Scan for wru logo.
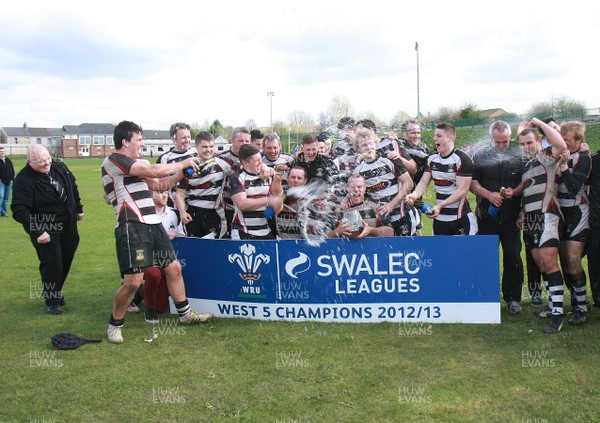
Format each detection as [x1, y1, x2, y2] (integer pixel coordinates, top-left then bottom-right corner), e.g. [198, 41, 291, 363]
[228, 243, 270, 284]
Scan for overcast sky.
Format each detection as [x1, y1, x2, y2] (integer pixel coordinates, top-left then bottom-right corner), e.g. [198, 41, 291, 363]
[1, 0, 598, 131]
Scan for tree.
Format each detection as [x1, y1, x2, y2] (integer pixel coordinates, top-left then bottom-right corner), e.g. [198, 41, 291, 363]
[317, 111, 334, 132]
[272, 120, 288, 138]
[434, 106, 456, 122]
[208, 119, 224, 137]
[223, 126, 234, 138]
[189, 122, 200, 140]
[288, 110, 316, 134]
[420, 112, 436, 130]
[527, 96, 587, 120]
[554, 96, 586, 117]
[245, 119, 257, 130]
[527, 101, 553, 119]
[327, 95, 355, 126]
[357, 111, 386, 132]
[458, 102, 481, 120]
[389, 110, 412, 130]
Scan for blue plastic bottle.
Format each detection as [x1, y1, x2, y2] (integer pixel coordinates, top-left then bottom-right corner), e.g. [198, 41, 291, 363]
[184, 167, 197, 177]
[487, 187, 505, 217]
[264, 206, 275, 218]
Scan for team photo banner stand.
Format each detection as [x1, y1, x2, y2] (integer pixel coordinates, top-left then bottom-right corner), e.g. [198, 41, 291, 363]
[172, 236, 500, 323]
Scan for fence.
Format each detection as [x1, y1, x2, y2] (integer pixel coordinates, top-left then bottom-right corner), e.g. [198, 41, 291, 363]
[0, 144, 29, 156]
[427, 108, 600, 130]
[0, 144, 62, 158]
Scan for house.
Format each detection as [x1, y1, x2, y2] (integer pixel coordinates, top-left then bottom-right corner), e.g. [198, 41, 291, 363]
[63, 124, 179, 159]
[214, 135, 231, 153]
[0, 123, 66, 156]
[1, 122, 230, 158]
[480, 108, 508, 119]
[62, 123, 116, 158]
[141, 129, 172, 159]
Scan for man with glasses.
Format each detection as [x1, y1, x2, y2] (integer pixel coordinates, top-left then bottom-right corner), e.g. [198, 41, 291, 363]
[12, 145, 84, 314]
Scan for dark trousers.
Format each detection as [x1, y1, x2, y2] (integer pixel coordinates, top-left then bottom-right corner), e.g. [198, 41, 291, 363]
[478, 219, 524, 302]
[586, 227, 600, 306]
[185, 206, 222, 238]
[526, 247, 542, 296]
[31, 220, 79, 305]
[224, 208, 234, 239]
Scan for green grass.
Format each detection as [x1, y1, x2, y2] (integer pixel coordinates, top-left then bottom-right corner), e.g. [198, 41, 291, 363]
[1, 155, 600, 422]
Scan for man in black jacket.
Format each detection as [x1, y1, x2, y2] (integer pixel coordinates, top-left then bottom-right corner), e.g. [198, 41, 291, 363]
[291, 134, 339, 183]
[470, 120, 525, 313]
[0, 146, 15, 217]
[587, 148, 600, 308]
[11, 145, 84, 314]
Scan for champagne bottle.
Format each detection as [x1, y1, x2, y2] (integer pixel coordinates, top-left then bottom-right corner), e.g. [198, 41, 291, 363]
[487, 187, 505, 217]
[184, 158, 215, 177]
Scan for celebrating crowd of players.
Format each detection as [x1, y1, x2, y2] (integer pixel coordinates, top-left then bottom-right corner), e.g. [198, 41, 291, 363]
[14, 116, 596, 342]
[98, 116, 598, 339]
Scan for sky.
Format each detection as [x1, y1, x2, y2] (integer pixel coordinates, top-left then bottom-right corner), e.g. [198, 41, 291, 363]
[1, 0, 599, 131]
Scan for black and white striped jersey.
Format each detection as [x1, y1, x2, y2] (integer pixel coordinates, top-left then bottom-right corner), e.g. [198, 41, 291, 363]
[218, 150, 242, 211]
[522, 147, 562, 215]
[178, 156, 235, 210]
[556, 150, 591, 208]
[102, 153, 159, 227]
[156, 147, 197, 205]
[426, 148, 473, 222]
[353, 156, 408, 222]
[228, 170, 273, 238]
[332, 139, 357, 173]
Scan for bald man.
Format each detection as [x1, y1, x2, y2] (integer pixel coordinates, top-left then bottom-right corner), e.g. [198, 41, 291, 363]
[12, 145, 84, 315]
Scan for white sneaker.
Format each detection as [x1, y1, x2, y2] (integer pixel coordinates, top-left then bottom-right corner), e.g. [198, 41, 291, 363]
[127, 303, 141, 313]
[179, 310, 214, 324]
[107, 324, 124, 344]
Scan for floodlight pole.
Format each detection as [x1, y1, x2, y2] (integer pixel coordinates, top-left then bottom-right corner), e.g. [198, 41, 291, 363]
[288, 122, 291, 154]
[267, 91, 274, 132]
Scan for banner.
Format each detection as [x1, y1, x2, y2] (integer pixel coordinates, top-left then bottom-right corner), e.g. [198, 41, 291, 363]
[172, 236, 500, 323]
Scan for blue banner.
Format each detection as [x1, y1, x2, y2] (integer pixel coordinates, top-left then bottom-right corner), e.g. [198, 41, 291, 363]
[172, 236, 500, 323]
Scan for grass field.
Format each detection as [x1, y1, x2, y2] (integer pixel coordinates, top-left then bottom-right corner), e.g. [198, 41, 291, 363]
[1, 155, 600, 422]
